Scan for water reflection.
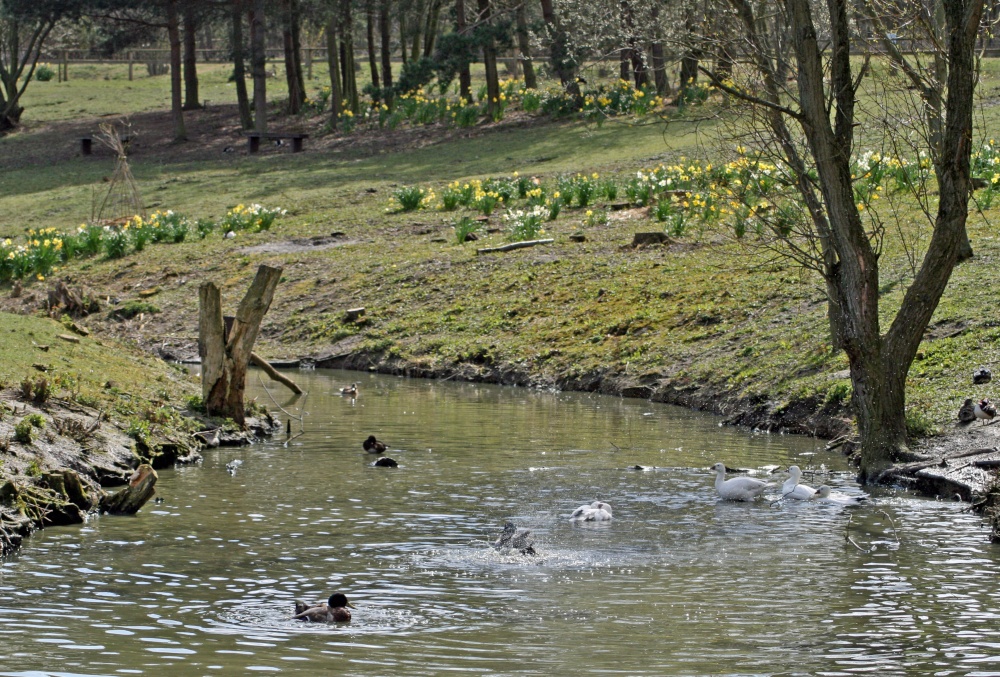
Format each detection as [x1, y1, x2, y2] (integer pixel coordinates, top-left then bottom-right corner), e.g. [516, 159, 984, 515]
[1, 370, 998, 675]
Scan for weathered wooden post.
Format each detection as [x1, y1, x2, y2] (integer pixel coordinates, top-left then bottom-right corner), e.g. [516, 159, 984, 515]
[128, 51, 134, 81]
[199, 265, 282, 426]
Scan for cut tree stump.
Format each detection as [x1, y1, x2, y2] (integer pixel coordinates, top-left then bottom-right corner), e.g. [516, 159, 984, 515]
[100, 464, 158, 515]
[199, 265, 283, 426]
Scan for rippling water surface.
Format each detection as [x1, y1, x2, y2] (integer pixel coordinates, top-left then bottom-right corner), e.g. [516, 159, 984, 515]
[2, 370, 999, 676]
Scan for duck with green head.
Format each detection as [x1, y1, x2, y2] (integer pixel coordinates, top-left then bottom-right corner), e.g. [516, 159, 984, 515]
[293, 592, 356, 623]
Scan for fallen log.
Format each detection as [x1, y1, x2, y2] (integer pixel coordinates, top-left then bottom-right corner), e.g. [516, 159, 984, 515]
[251, 351, 303, 394]
[477, 238, 554, 255]
[100, 464, 157, 515]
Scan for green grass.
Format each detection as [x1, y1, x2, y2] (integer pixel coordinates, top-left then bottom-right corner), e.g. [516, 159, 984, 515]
[2, 59, 999, 439]
[0, 313, 197, 413]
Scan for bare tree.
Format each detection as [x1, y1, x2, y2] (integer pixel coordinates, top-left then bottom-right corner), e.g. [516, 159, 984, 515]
[704, 0, 985, 480]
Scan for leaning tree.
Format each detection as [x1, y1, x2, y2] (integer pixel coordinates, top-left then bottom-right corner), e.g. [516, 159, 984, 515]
[702, 0, 985, 481]
[0, 0, 86, 132]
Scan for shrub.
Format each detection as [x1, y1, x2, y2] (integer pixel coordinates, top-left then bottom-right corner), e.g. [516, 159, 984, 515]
[220, 204, 287, 232]
[34, 63, 55, 81]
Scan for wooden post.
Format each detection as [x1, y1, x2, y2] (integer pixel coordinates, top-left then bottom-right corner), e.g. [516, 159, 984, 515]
[305, 47, 313, 80]
[199, 265, 283, 426]
[128, 51, 134, 81]
[62, 50, 68, 82]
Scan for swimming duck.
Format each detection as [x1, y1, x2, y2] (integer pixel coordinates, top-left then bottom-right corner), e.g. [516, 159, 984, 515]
[340, 383, 358, 396]
[493, 521, 536, 555]
[373, 456, 398, 467]
[975, 398, 997, 425]
[570, 501, 613, 521]
[781, 465, 816, 500]
[711, 462, 772, 501]
[363, 435, 387, 454]
[809, 485, 867, 506]
[293, 592, 356, 622]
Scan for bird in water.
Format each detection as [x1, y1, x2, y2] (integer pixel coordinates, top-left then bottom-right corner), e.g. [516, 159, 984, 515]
[293, 592, 356, 622]
[958, 398, 978, 425]
[711, 462, 772, 501]
[373, 457, 398, 467]
[363, 435, 387, 454]
[781, 465, 817, 500]
[340, 383, 358, 396]
[809, 485, 867, 506]
[225, 459, 243, 476]
[975, 398, 997, 425]
[570, 501, 613, 521]
[493, 521, 536, 555]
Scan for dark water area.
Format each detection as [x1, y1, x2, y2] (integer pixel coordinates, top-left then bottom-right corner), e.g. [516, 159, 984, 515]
[2, 370, 999, 675]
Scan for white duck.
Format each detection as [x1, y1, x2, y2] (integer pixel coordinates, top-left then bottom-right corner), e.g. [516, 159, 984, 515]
[570, 501, 613, 521]
[781, 465, 817, 500]
[809, 485, 866, 506]
[711, 462, 772, 501]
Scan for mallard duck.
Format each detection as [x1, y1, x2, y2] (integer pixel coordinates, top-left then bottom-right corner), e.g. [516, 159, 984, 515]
[293, 592, 356, 622]
[809, 485, 866, 506]
[958, 398, 978, 424]
[493, 521, 536, 555]
[570, 501, 613, 521]
[363, 435, 387, 454]
[975, 398, 997, 425]
[781, 465, 816, 500]
[711, 462, 772, 501]
[340, 383, 358, 396]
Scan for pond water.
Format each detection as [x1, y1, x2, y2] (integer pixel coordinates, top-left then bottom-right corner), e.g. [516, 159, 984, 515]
[2, 370, 999, 676]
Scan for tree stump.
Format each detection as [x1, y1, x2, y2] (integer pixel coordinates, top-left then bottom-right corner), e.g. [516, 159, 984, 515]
[100, 464, 158, 515]
[199, 265, 283, 425]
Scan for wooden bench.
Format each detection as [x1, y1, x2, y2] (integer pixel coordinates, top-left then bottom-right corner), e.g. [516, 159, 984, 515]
[79, 134, 131, 156]
[245, 131, 309, 153]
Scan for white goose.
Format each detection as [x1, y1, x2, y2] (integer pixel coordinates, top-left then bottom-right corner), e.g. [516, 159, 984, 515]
[711, 462, 772, 501]
[781, 465, 817, 500]
[810, 485, 866, 506]
[570, 501, 613, 521]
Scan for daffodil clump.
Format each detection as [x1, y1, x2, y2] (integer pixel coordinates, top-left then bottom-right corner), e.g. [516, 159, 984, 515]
[306, 76, 701, 136]
[389, 142, 996, 247]
[220, 203, 288, 233]
[504, 205, 548, 241]
[391, 185, 437, 212]
[0, 204, 287, 283]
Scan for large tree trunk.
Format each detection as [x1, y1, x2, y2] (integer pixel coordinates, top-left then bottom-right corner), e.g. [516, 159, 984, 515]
[326, 16, 344, 124]
[379, 0, 394, 101]
[477, 0, 500, 117]
[231, 0, 253, 129]
[340, 0, 359, 112]
[250, 0, 268, 132]
[199, 266, 283, 426]
[366, 1, 381, 91]
[515, 1, 537, 89]
[409, 0, 424, 61]
[182, 3, 200, 110]
[166, 0, 187, 141]
[423, 0, 442, 57]
[455, 0, 471, 100]
[282, 0, 305, 114]
[539, 0, 580, 100]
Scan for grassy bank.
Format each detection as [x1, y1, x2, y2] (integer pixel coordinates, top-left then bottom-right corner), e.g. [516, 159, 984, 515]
[2, 65, 999, 444]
